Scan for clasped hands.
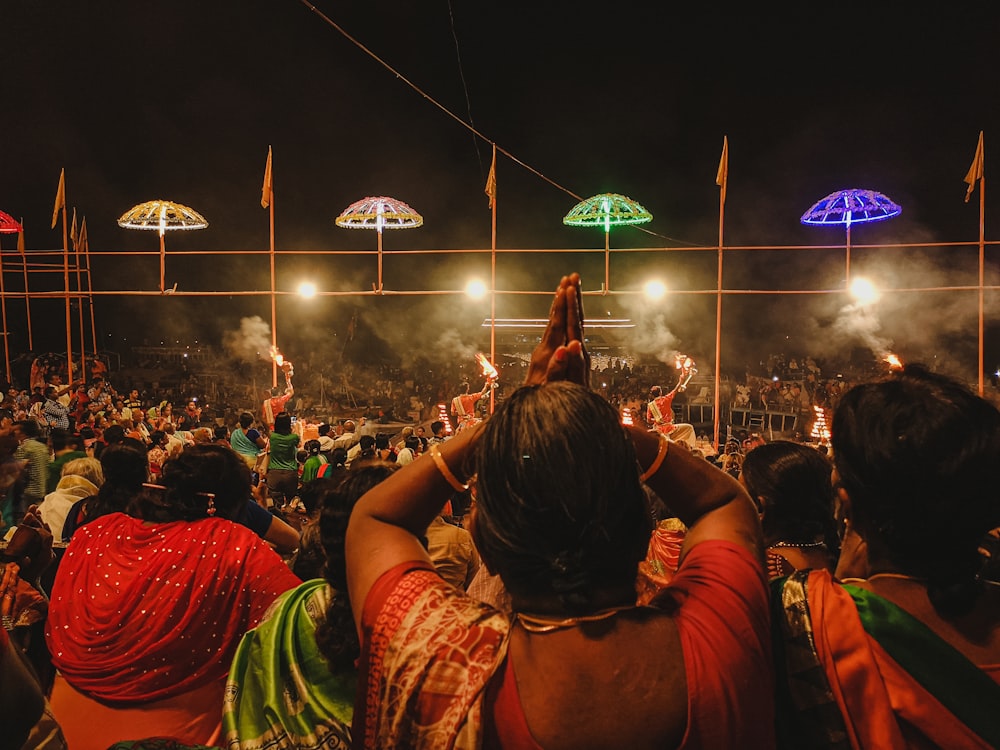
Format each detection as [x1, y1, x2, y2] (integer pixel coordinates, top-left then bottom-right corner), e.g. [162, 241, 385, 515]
[524, 273, 591, 388]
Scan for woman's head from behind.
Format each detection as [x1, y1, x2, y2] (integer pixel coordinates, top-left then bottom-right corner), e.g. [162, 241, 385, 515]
[133, 443, 252, 523]
[274, 413, 292, 434]
[740, 441, 837, 550]
[832, 364, 1000, 614]
[89, 441, 150, 520]
[472, 381, 651, 613]
[315, 463, 399, 672]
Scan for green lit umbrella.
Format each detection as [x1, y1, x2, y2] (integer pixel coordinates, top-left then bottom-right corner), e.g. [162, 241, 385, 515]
[563, 193, 652, 294]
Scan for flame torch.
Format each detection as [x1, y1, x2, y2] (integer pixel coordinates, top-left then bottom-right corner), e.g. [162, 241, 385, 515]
[884, 353, 903, 372]
[270, 346, 294, 380]
[675, 353, 697, 391]
[475, 352, 499, 382]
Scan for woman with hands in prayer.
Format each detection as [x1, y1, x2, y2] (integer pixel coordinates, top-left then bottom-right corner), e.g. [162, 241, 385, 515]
[346, 273, 773, 749]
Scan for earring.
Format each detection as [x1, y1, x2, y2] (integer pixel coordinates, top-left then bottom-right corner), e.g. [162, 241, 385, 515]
[197, 491, 216, 516]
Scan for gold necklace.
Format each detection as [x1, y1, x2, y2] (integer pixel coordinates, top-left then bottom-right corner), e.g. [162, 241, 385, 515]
[841, 572, 928, 585]
[770, 540, 826, 549]
[515, 604, 640, 634]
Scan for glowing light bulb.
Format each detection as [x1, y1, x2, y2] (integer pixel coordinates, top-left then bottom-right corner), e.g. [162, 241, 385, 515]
[298, 282, 317, 298]
[465, 280, 487, 299]
[643, 280, 667, 300]
[849, 277, 879, 304]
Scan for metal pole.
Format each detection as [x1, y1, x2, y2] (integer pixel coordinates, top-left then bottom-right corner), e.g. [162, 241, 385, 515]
[19, 224, 33, 350]
[604, 228, 610, 296]
[978, 172, 986, 396]
[713, 191, 725, 452]
[159, 229, 166, 294]
[63, 200, 73, 383]
[269, 180, 277, 388]
[75, 231, 87, 385]
[845, 222, 852, 287]
[490, 144, 497, 415]
[0, 234, 10, 383]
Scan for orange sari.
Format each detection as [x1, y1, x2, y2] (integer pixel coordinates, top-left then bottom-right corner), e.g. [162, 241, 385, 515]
[772, 570, 1000, 749]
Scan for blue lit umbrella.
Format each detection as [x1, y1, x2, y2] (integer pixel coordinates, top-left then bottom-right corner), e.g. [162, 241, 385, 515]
[801, 188, 901, 284]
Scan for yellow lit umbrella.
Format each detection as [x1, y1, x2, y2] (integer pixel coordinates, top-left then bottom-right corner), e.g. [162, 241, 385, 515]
[118, 199, 208, 293]
[336, 196, 422, 294]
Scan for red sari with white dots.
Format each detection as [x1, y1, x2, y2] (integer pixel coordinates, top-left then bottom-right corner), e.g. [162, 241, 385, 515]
[46, 512, 300, 749]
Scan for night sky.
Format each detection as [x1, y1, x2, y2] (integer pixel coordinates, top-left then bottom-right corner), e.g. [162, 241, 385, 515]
[4, 2, 1000, 382]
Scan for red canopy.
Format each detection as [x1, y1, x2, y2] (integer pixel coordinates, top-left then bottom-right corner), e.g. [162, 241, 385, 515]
[0, 210, 22, 234]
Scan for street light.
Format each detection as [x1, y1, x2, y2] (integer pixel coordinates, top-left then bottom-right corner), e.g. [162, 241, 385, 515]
[643, 279, 667, 300]
[465, 279, 487, 299]
[849, 277, 879, 305]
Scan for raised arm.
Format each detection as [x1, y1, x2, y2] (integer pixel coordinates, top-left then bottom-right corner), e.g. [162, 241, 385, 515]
[524, 273, 589, 387]
[347, 272, 592, 630]
[346, 422, 482, 630]
[629, 426, 762, 560]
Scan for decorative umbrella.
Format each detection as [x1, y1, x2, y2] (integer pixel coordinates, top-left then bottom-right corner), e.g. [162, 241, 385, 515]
[335, 196, 423, 294]
[118, 199, 208, 293]
[563, 193, 652, 294]
[800, 188, 900, 285]
[0, 210, 22, 236]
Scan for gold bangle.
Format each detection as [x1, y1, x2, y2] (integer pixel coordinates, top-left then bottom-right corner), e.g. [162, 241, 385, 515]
[639, 435, 669, 483]
[429, 443, 469, 492]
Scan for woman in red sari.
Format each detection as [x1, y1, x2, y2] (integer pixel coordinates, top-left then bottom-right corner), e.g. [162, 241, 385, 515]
[46, 443, 301, 750]
[347, 274, 774, 749]
[772, 365, 1000, 748]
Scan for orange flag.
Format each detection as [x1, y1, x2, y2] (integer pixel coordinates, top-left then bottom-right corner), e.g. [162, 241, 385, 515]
[716, 136, 729, 204]
[51, 168, 65, 229]
[964, 130, 984, 203]
[17, 226, 24, 254]
[70, 208, 78, 250]
[261, 146, 273, 209]
[78, 217, 89, 253]
[485, 146, 497, 209]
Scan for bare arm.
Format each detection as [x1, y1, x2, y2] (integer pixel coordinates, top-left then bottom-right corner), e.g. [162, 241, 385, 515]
[629, 426, 762, 560]
[346, 423, 483, 630]
[265, 513, 301, 555]
[347, 273, 589, 630]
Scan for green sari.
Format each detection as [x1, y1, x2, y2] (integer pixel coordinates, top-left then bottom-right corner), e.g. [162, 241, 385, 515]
[222, 579, 354, 750]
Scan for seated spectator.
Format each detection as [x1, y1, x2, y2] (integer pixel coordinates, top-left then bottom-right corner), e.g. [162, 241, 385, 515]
[740, 440, 839, 578]
[2, 505, 58, 690]
[224, 463, 398, 749]
[46, 427, 86, 493]
[230, 412, 265, 471]
[772, 364, 1000, 747]
[373, 433, 393, 463]
[61, 440, 148, 542]
[300, 439, 328, 484]
[394, 435, 419, 466]
[317, 422, 336, 460]
[38, 457, 104, 542]
[46, 443, 301, 749]
[346, 274, 772, 748]
[424, 501, 481, 590]
[346, 434, 375, 466]
[146, 430, 169, 477]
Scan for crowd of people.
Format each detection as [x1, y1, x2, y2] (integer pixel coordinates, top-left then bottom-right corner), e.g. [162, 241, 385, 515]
[1, 272, 999, 749]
